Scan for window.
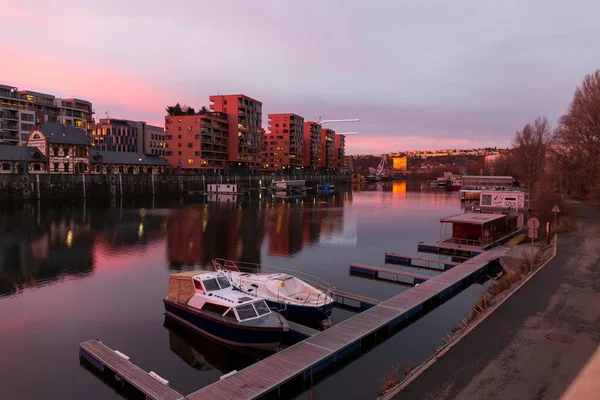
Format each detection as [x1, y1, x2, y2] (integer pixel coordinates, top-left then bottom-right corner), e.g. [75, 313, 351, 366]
[63, 148, 69, 156]
[63, 163, 69, 172]
[481, 194, 492, 206]
[224, 99, 227, 105]
[224, 309, 237, 320]
[178, 143, 182, 147]
[187, 126, 192, 132]
[275, 124, 279, 127]
[217, 277, 231, 289]
[33, 164, 41, 171]
[254, 301, 270, 316]
[283, 123, 287, 127]
[177, 126, 182, 131]
[178, 151, 182, 155]
[2, 163, 10, 171]
[178, 135, 181, 139]
[202, 278, 220, 291]
[200, 302, 230, 315]
[236, 304, 258, 320]
[188, 143, 192, 148]
[54, 163, 59, 172]
[187, 159, 193, 165]
[53, 147, 59, 157]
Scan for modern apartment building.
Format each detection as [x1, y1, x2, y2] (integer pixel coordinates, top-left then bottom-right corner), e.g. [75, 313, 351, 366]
[0, 84, 35, 144]
[263, 113, 304, 170]
[334, 133, 346, 169]
[209, 94, 263, 169]
[92, 119, 139, 152]
[303, 121, 322, 169]
[144, 124, 166, 156]
[321, 127, 335, 169]
[164, 111, 229, 172]
[0, 83, 93, 145]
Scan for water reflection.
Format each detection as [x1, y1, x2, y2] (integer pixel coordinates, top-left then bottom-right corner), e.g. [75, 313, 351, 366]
[164, 317, 268, 374]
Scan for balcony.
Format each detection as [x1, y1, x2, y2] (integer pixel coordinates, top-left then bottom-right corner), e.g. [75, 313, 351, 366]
[0, 110, 20, 120]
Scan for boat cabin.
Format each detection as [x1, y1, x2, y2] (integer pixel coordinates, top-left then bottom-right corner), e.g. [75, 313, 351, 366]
[480, 190, 527, 209]
[272, 179, 306, 191]
[167, 270, 271, 322]
[439, 212, 519, 249]
[206, 183, 243, 194]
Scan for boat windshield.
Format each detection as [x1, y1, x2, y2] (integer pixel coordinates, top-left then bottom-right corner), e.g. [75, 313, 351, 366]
[202, 278, 220, 292]
[217, 277, 231, 289]
[253, 300, 270, 316]
[236, 304, 258, 320]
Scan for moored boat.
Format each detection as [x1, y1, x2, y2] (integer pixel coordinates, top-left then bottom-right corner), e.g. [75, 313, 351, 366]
[213, 259, 334, 324]
[164, 270, 288, 351]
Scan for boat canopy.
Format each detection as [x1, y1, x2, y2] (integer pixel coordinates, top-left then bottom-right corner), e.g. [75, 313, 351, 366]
[168, 270, 206, 305]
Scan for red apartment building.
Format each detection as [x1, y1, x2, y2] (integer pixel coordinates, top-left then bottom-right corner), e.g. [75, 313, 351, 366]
[209, 94, 263, 169]
[263, 113, 304, 170]
[164, 112, 229, 172]
[321, 127, 335, 169]
[303, 121, 322, 169]
[334, 133, 346, 169]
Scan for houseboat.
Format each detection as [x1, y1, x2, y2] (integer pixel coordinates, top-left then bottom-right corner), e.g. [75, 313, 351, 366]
[213, 259, 334, 324]
[438, 212, 520, 254]
[206, 183, 244, 195]
[271, 179, 306, 193]
[479, 190, 527, 210]
[461, 175, 515, 190]
[164, 270, 289, 350]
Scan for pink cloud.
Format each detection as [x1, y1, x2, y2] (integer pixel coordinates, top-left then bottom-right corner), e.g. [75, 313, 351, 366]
[2, 44, 170, 125]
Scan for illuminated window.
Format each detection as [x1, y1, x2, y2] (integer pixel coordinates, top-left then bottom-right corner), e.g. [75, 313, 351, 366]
[187, 126, 192, 132]
[188, 159, 194, 165]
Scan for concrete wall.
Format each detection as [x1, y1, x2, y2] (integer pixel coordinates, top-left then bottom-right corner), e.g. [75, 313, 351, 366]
[0, 173, 350, 201]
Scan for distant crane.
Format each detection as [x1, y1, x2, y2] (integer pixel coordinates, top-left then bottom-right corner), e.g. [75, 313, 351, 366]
[316, 117, 360, 125]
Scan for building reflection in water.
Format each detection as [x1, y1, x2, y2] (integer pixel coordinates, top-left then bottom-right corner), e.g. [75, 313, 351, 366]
[166, 190, 353, 266]
[0, 202, 166, 298]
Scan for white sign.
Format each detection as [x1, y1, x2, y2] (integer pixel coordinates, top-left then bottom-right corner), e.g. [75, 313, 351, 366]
[551, 205, 561, 213]
[527, 218, 540, 230]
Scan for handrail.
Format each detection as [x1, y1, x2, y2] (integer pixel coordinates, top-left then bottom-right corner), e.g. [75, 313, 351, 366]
[212, 258, 334, 292]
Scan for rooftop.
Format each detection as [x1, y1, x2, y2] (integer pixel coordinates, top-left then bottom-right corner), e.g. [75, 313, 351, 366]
[440, 213, 506, 225]
[462, 175, 514, 180]
[37, 122, 91, 146]
[91, 150, 169, 166]
[0, 145, 48, 162]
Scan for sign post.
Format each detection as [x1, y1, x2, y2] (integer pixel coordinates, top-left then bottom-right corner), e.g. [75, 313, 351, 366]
[551, 205, 561, 234]
[527, 218, 540, 273]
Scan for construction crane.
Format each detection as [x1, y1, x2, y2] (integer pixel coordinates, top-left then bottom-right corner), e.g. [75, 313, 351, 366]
[316, 117, 360, 125]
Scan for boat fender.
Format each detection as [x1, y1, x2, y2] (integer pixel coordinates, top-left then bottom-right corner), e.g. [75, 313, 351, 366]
[149, 371, 170, 386]
[114, 351, 130, 361]
[220, 370, 238, 380]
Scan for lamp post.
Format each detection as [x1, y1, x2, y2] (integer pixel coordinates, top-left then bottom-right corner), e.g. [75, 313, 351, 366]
[138, 158, 142, 175]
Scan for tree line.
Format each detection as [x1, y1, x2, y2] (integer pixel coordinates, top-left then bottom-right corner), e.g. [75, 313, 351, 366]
[491, 69, 600, 203]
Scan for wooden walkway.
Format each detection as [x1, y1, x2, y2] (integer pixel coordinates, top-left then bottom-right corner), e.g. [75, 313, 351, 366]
[188, 246, 510, 400]
[79, 340, 182, 400]
[349, 263, 431, 285]
[385, 252, 458, 271]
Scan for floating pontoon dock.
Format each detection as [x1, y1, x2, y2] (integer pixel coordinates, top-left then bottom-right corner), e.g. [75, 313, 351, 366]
[349, 263, 431, 285]
[79, 340, 181, 400]
[384, 253, 458, 271]
[188, 246, 509, 400]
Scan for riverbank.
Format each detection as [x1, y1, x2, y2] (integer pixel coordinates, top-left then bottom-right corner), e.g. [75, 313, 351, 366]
[391, 201, 600, 399]
[0, 173, 349, 201]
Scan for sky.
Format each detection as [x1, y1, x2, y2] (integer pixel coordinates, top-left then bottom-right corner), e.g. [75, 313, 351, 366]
[2, 0, 599, 154]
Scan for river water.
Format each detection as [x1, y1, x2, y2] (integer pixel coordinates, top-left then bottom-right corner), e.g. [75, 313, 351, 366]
[0, 181, 488, 399]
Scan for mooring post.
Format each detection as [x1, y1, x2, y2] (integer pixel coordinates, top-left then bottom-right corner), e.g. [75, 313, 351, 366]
[36, 174, 40, 200]
[82, 173, 86, 198]
[119, 174, 123, 197]
[151, 173, 155, 195]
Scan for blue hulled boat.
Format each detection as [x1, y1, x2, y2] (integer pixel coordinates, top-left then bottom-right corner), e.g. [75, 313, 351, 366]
[164, 270, 288, 351]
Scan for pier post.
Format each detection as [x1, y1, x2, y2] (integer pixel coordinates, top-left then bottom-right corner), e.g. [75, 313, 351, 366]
[82, 174, 86, 198]
[119, 174, 123, 197]
[151, 174, 155, 195]
[36, 174, 40, 200]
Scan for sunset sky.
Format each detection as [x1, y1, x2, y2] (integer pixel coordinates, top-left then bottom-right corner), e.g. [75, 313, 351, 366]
[2, 0, 599, 153]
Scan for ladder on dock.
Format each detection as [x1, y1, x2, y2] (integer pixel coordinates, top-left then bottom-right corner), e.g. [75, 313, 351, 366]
[349, 263, 431, 286]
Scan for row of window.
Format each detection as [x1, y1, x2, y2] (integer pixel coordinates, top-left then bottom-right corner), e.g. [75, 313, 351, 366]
[52, 147, 88, 157]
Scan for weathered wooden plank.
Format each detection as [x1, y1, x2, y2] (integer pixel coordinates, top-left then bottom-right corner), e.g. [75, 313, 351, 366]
[79, 340, 181, 400]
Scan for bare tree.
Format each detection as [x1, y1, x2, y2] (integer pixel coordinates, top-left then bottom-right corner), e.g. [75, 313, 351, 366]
[554, 69, 600, 199]
[512, 117, 551, 195]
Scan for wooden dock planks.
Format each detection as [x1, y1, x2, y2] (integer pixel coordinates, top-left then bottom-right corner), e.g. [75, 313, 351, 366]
[349, 263, 431, 284]
[164, 247, 512, 400]
[385, 252, 459, 271]
[79, 340, 182, 400]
